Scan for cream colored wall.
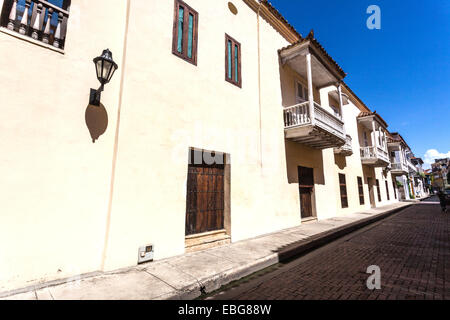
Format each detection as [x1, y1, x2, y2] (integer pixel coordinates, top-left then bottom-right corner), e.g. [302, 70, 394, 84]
[280, 65, 321, 107]
[0, 0, 128, 291]
[101, 0, 301, 271]
[333, 101, 371, 215]
[373, 168, 398, 206]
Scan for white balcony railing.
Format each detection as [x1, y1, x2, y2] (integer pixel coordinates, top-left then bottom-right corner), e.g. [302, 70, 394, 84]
[283, 102, 345, 139]
[407, 161, 418, 173]
[283, 102, 310, 128]
[391, 162, 408, 173]
[360, 146, 390, 164]
[334, 135, 353, 155]
[3, 0, 69, 49]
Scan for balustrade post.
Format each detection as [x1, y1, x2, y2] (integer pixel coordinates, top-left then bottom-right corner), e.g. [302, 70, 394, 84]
[42, 7, 53, 44]
[32, 3, 43, 40]
[53, 12, 63, 48]
[7, 0, 19, 31]
[19, 0, 32, 35]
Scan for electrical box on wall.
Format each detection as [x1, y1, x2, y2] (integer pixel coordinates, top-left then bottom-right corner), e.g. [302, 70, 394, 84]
[138, 244, 154, 264]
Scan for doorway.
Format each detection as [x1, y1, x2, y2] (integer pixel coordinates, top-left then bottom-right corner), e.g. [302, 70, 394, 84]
[367, 177, 376, 208]
[298, 166, 315, 219]
[185, 150, 225, 236]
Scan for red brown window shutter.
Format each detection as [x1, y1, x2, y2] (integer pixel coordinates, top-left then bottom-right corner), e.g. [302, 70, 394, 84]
[172, 0, 198, 65]
[225, 34, 242, 88]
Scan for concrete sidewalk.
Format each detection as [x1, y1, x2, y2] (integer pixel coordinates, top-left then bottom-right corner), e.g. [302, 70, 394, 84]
[1, 202, 413, 300]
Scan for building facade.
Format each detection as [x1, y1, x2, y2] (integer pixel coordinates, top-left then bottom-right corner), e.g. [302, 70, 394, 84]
[0, 0, 420, 293]
[431, 158, 450, 192]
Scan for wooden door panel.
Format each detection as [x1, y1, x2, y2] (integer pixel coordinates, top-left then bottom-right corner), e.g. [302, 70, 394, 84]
[186, 164, 225, 236]
[300, 187, 313, 219]
[298, 166, 314, 219]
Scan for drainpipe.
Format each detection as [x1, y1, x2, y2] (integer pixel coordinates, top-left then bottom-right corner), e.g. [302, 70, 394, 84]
[257, 1, 263, 169]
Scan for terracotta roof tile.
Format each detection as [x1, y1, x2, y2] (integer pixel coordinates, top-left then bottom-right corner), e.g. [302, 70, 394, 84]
[260, 0, 303, 40]
[278, 29, 346, 79]
[357, 111, 388, 128]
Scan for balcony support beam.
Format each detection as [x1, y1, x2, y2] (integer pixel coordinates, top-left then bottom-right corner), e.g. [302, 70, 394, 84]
[306, 52, 315, 125]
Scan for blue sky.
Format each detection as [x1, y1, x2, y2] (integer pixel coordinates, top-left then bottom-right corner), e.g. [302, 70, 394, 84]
[271, 0, 450, 168]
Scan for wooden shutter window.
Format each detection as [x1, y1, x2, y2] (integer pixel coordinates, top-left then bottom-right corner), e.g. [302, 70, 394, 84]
[225, 34, 241, 88]
[339, 174, 348, 208]
[376, 179, 381, 202]
[385, 180, 390, 200]
[357, 177, 365, 205]
[172, 0, 198, 65]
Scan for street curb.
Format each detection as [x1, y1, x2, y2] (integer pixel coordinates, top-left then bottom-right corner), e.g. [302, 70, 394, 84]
[168, 253, 280, 300]
[276, 204, 413, 262]
[170, 203, 414, 300]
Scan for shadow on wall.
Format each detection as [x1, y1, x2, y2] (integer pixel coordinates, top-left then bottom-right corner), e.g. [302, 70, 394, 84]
[284, 139, 325, 185]
[334, 154, 347, 170]
[85, 103, 108, 143]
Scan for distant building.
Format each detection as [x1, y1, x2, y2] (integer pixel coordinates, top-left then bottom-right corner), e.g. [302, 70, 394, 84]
[431, 158, 450, 191]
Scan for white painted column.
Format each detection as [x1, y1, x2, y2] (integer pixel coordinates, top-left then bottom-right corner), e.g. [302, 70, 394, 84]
[398, 146, 404, 168]
[337, 83, 346, 136]
[371, 120, 378, 156]
[337, 83, 344, 114]
[306, 52, 315, 125]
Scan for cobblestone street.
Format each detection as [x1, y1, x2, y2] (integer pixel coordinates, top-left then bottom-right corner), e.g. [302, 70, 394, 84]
[210, 198, 450, 300]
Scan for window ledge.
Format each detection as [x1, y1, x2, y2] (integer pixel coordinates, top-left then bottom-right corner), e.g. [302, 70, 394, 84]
[0, 27, 65, 55]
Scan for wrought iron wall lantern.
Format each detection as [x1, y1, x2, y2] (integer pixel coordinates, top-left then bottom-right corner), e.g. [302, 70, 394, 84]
[90, 49, 118, 106]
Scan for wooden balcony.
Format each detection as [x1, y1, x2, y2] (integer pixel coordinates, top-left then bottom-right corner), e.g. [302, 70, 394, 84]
[360, 146, 390, 167]
[391, 162, 408, 176]
[284, 102, 346, 149]
[334, 135, 353, 156]
[1, 0, 69, 50]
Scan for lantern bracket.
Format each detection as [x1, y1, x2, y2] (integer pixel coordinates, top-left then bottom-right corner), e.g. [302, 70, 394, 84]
[89, 84, 105, 106]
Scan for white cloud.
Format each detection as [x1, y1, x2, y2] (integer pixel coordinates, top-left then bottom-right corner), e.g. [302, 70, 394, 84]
[423, 149, 450, 169]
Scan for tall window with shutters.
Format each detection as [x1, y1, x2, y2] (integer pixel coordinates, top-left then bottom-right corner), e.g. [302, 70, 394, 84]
[357, 176, 365, 205]
[172, 0, 198, 65]
[225, 34, 241, 88]
[339, 174, 348, 208]
[376, 179, 382, 202]
[385, 180, 390, 200]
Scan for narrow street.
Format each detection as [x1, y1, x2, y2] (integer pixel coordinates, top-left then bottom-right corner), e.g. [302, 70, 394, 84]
[209, 197, 449, 300]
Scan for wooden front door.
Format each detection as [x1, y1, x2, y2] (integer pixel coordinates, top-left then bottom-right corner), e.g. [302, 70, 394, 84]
[298, 166, 314, 219]
[185, 151, 225, 236]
